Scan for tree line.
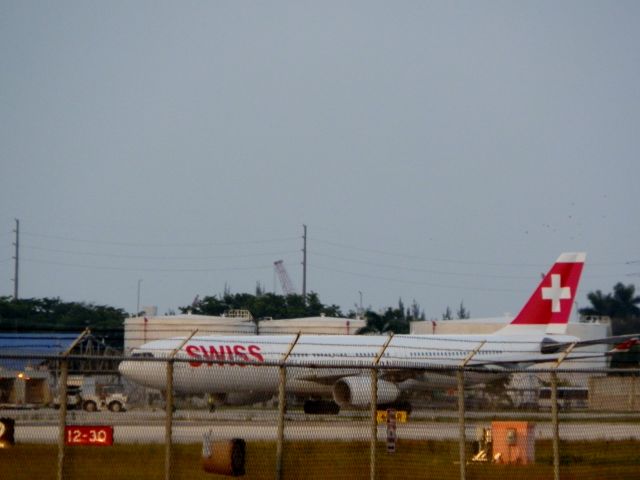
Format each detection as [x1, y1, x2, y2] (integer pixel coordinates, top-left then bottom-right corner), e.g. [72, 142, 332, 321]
[0, 289, 427, 346]
[0, 296, 126, 347]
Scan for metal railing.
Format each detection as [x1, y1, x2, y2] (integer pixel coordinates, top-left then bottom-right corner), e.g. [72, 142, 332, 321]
[1, 349, 639, 480]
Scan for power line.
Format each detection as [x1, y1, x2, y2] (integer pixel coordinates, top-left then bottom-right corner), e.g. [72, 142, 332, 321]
[21, 244, 300, 261]
[310, 237, 543, 267]
[21, 258, 274, 273]
[311, 251, 532, 280]
[21, 231, 299, 248]
[309, 265, 521, 293]
[310, 236, 639, 268]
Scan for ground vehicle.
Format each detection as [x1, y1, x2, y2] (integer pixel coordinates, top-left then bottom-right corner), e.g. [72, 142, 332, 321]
[82, 386, 127, 412]
[53, 378, 127, 412]
[52, 385, 83, 410]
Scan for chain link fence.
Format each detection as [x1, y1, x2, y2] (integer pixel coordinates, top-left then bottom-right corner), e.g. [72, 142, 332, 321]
[1, 348, 640, 479]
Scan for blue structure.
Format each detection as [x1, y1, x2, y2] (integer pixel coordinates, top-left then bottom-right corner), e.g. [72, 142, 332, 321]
[0, 333, 81, 371]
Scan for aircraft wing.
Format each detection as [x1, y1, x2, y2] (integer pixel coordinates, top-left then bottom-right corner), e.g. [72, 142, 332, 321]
[296, 368, 431, 385]
[296, 372, 361, 385]
[380, 368, 434, 383]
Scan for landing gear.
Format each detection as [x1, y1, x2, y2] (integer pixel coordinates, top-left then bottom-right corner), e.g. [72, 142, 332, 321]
[207, 394, 216, 412]
[303, 400, 341, 415]
[377, 400, 412, 415]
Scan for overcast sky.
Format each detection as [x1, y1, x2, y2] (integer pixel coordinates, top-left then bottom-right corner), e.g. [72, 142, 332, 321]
[1, 1, 639, 320]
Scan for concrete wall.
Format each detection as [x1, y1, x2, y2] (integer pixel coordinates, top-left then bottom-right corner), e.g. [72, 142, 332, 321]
[124, 314, 258, 352]
[125, 314, 366, 351]
[589, 376, 640, 411]
[258, 317, 365, 335]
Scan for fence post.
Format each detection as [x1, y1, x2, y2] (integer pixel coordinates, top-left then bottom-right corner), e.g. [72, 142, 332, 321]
[56, 357, 69, 480]
[551, 370, 559, 480]
[457, 341, 485, 480]
[276, 333, 301, 480]
[165, 358, 175, 480]
[165, 330, 198, 480]
[370, 334, 394, 480]
[456, 368, 466, 480]
[57, 329, 90, 480]
[551, 342, 576, 480]
[369, 367, 378, 480]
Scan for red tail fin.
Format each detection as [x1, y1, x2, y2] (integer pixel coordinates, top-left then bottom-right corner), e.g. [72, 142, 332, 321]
[502, 253, 586, 334]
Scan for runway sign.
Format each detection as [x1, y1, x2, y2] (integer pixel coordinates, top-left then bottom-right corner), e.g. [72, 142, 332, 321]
[65, 426, 114, 446]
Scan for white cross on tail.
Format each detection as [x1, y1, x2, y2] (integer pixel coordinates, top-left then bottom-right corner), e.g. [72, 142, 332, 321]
[541, 274, 571, 313]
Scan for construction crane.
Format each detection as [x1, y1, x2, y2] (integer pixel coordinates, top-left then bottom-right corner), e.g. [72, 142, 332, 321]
[274, 260, 296, 295]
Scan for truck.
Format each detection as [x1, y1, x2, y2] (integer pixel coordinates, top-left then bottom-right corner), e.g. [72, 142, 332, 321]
[52, 385, 83, 410]
[82, 385, 127, 412]
[53, 376, 127, 412]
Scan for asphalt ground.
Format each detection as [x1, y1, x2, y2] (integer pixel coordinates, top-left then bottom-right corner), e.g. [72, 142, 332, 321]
[4, 407, 640, 443]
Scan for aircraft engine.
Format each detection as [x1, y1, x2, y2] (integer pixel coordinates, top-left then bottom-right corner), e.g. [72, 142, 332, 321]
[332, 376, 400, 408]
[208, 392, 273, 407]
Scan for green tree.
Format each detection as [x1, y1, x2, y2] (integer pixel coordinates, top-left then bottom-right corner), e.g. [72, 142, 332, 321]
[0, 296, 125, 348]
[456, 301, 470, 319]
[182, 291, 343, 320]
[579, 283, 640, 320]
[408, 299, 426, 322]
[579, 283, 640, 368]
[357, 304, 410, 335]
[356, 311, 388, 334]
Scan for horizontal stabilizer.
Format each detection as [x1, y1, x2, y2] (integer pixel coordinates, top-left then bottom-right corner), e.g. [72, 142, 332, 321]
[540, 333, 640, 354]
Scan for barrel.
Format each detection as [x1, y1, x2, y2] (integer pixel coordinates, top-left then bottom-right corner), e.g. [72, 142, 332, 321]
[202, 437, 245, 476]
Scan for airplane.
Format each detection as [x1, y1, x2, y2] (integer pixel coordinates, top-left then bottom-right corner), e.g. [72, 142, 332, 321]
[119, 252, 615, 414]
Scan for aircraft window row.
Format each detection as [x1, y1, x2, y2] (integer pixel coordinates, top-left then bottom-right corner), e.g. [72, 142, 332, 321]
[290, 352, 376, 357]
[408, 350, 503, 357]
[132, 352, 155, 358]
[285, 351, 508, 358]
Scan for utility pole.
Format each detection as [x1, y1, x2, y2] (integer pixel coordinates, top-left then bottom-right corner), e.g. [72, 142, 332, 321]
[302, 224, 307, 300]
[12, 218, 19, 300]
[136, 279, 143, 316]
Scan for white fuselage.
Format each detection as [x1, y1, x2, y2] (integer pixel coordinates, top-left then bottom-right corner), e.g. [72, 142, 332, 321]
[119, 332, 578, 396]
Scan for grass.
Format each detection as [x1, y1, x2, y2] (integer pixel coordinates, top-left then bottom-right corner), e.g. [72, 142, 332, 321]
[2, 440, 640, 479]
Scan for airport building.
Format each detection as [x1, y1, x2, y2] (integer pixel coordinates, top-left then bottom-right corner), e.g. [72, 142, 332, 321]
[0, 333, 80, 407]
[124, 311, 256, 352]
[257, 315, 365, 335]
[124, 310, 365, 352]
[0, 332, 123, 408]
